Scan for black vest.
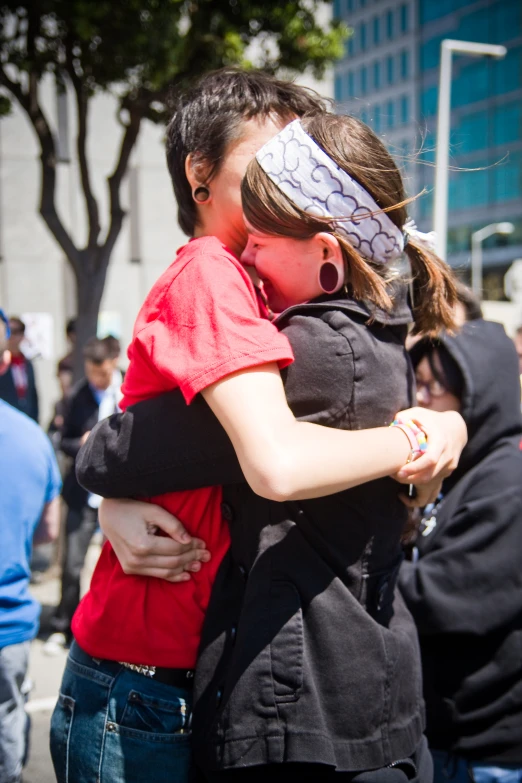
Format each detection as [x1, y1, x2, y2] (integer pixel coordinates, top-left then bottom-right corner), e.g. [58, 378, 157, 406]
[192, 291, 425, 772]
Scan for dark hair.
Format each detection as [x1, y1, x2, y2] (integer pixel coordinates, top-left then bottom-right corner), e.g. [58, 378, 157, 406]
[66, 318, 77, 337]
[412, 342, 464, 400]
[242, 113, 457, 336]
[8, 316, 25, 334]
[455, 281, 483, 321]
[516, 325, 522, 337]
[166, 68, 327, 236]
[102, 334, 121, 360]
[83, 337, 113, 365]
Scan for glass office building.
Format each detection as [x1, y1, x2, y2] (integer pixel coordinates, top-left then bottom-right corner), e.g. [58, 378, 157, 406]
[333, 0, 522, 296]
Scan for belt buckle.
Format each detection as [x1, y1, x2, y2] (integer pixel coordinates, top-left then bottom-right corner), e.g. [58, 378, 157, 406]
[119, 661, 156, 678]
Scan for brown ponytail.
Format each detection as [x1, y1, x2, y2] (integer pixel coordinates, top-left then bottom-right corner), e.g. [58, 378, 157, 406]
[405, 238, 457, 335]
[242, 113, 458, 336]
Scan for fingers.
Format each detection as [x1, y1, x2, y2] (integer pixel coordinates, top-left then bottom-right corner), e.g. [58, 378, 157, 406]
[147, 505, 193, 545]
[119, 567, 193, 583]
[135, 533, 208, 557]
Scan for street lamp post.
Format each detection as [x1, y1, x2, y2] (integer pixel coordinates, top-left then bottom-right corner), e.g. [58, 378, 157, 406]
[471, 222, 514, 298]
[433, 39, 507, 261]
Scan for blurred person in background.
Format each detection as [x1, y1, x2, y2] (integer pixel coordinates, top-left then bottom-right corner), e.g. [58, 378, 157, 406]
[0, 308, 61, 783]
[102, 333, 125, 385]
[49, 319, 78, 444]
[400, 318, 522, 783]
[56, 318, 77, 394]
[0, 316, 39, 421]
[44, 337, 121, 655]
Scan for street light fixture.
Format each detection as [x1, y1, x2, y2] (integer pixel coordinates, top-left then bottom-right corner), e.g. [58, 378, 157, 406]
[433, 39, 507, 261]
[471, 222, 514, 298]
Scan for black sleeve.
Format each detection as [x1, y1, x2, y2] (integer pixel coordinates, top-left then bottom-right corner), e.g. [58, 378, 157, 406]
[77, 313, 354, 497]
[76, 390, 244, 497]
[61, 395, 85, 459]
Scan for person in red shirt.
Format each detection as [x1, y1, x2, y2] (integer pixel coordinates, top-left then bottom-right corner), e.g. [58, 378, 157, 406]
[50, 70, 466, 783]
[0, 316, 39, 421]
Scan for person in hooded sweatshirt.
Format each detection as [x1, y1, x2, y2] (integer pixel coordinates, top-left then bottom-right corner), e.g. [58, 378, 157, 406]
[400, 318, 522, 783]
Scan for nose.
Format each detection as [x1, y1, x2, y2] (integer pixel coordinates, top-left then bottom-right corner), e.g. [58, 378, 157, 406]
[240, 241, 255, 267]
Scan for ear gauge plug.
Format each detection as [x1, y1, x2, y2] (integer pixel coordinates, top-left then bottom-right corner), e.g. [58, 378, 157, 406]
[193, 186, 210, 203]
[319, 261, 344, 294]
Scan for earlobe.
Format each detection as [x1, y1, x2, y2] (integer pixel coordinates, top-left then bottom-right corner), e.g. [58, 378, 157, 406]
[316, 233, 345, 294]
[185, 154, 211, 204]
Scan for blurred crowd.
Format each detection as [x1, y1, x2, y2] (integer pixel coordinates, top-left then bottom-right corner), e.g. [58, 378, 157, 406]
[1, 286, 522, 783]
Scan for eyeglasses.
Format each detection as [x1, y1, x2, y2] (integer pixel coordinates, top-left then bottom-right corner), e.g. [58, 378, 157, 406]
[415, 378, 448, 399]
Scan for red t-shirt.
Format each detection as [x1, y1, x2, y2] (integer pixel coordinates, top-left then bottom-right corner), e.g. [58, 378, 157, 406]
[72, 237, 293, 668]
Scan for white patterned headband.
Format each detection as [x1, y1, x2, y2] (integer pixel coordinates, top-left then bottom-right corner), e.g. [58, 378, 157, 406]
[256, 119, 405, 265]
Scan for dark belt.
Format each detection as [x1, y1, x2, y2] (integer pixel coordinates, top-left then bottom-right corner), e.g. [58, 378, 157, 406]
[119, 660, 195, 688]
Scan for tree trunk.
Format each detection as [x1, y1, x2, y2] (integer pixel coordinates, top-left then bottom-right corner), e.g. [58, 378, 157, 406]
[73, 257, 110, 382]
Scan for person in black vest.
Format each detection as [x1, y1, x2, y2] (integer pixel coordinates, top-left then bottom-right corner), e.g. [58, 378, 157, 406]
[0, 316, 39, 421]
[44, 337, 121, 654]
[75, 114, 466, 782]
[400, 321, 522, 783]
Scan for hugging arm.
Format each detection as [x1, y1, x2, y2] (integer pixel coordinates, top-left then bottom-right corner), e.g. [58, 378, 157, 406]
[77, 314, 356, 499]
[76, 389, 244, 498]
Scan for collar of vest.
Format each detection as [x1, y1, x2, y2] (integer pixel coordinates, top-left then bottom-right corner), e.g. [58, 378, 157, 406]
[274, 281, 413, 329]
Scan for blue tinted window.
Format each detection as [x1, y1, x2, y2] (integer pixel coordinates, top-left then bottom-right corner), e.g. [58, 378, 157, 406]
[494, 102, 522, 146]
[361, 66, 368, 94]
[420, 34, 448, 71]
[421, 86, 437, 117]
[493, 46, 522, 94]
[386, 55, 394, 84]
[360, 22, 367, 51]
[494, 152, 522, 202]
[400, 95, 410, 124]
[347, 0, 353, 11]
[400, 50, 409, 80]
[333, 0, 341, 18]
[454, 111, 488, 154]
[335, 75, 343, 102]
[347, 36, 354, 57]
[360, 0, 367, 6]
[400, 4, 409, 33]
[387, 100, 395, 129]
[386, 10, 394, 39]
[495, 0, 521, 44]
[348, 71, 355, 98]
[373, 16, 380, 44]
[453, 60, 489, 107]
[373, 61, 381, 90]
[374, 105, 382, 134]
[457, 7, 489, 44]
[361, 109, 369, 125]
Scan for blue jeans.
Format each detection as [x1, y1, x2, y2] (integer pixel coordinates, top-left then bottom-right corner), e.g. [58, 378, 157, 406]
[0, 641, 31, 783]
[432, 750, 522, 783]
[50, 640, 192, 783]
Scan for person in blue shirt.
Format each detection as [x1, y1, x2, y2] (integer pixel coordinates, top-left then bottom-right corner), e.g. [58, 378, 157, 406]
[0, 308, 62, 783]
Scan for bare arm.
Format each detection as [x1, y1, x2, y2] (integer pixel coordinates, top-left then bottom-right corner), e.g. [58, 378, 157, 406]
[201, 364, 465, 501]
[33, 496, 60, 546]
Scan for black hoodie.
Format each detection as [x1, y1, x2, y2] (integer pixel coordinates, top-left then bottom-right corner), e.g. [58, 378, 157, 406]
[400, 319, 522, 764]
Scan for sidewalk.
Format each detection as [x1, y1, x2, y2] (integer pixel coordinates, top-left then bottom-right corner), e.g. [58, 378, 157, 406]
[23, 536, 102, 782]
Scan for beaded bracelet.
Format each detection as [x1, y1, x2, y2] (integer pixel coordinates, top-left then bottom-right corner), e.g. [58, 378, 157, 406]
[390, 418, 428, 463]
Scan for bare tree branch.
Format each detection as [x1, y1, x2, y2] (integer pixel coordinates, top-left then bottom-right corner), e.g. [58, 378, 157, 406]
[99, 107, 142, 271]
[0, 66, 82, 276]
[65, 39, 101, 252]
